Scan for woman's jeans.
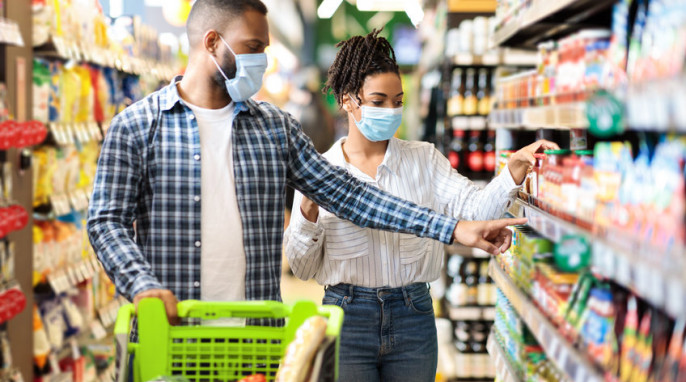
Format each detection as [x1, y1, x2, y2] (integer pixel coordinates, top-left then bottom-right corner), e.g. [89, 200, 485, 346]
[324, 283, 438, 382]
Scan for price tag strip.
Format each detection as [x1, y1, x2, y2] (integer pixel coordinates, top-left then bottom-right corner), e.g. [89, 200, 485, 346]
[489, 260, 604, 382]
[487, 333, 521, 382]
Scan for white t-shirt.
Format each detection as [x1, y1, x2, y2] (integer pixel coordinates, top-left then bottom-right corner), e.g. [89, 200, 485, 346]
[184, 100, 246, 303]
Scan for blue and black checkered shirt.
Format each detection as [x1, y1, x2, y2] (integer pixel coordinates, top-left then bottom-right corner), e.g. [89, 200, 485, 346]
[87, 78, 458, 307]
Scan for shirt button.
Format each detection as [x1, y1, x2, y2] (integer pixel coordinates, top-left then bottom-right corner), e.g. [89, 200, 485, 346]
[194, 154, 200, 161]
[194, 195, 200, 202]
[193, 281, 200, 287]
[195, 241, 201, 247]
[189, 114, 195, 120]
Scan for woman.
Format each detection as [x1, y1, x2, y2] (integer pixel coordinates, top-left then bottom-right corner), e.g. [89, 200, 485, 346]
[284, 29, 557, 381]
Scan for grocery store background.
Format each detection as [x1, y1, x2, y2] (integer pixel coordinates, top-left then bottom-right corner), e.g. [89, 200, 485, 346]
[0, 0, 685, 381]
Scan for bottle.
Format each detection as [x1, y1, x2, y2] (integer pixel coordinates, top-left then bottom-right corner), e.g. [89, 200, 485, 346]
[477, 260, 490, 306]
[465, 260, 478, 305]
[477, 68, 491, 116]
[447, 69, 464, 117]
[467, 130, 484, 175]
[454, 321, 473, 378]
[448, 129, 467, 172]
[447, 257, 467, 306]
[463, 69, 477, 116]
[483, 130, 496, 174]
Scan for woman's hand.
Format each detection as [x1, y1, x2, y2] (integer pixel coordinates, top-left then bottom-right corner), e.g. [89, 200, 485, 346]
[507, 140, 560, 185]
[300, 196, 320, 223]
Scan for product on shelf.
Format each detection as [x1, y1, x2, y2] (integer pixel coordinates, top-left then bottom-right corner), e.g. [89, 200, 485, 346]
[493, 288, 564, 381]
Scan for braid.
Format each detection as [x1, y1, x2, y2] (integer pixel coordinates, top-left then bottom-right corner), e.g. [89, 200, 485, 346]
[323, 28, 399, 106]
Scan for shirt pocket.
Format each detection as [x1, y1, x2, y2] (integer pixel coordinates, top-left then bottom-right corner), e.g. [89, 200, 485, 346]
[321, 215, 369, 261]
[398, 233, 429, 265]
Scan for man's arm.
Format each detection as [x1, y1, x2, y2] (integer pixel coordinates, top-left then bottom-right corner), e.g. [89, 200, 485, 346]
[86, 112, 163, 301]
[284, 113, 457, 244]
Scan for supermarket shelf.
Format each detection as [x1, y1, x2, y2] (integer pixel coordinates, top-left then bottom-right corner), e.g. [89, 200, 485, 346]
[0, 18, 24, 46]
[488, 260, 604, 382]
[489, 103, 587, 130]
[487, 332, 522, 382]
[493, 0, 615, 49]
[34, 36, 175, 81]
[509, 198, 686, 319]
[450, 49, 538, 67]
[448, 305, 496, 321]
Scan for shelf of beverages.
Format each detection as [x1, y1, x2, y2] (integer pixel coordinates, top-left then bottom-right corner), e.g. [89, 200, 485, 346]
[491, 0, 686, 133]
[492, 0, 616, 49]
[489, 259, 605, 382]
[486, 333, 522, 382]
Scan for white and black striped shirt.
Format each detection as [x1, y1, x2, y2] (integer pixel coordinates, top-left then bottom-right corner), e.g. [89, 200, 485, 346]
[284, 137, 520, 288]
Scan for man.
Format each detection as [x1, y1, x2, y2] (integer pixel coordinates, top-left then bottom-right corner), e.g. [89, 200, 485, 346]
[87, 0, 526, 325]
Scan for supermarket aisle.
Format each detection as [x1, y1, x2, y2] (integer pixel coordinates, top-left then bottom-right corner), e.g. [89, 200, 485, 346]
[281, 271, 325, 306]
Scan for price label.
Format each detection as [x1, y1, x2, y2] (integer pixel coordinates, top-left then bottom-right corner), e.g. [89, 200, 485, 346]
[666, 278, 685, 318]
[616, 252, 631, 286]
[648, 267, 664, 306]
[635, 263, 650, 298]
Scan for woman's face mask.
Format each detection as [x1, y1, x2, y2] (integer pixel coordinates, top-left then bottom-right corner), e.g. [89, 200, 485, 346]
[349, 96, 403, 142]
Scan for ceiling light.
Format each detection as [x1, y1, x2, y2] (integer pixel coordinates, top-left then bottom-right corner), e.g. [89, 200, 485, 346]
[317, 0, 344, 19]
[404, 0, 424, 26]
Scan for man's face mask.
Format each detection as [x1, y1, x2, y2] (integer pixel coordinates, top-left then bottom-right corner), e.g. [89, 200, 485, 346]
[209, 35, 268, 102]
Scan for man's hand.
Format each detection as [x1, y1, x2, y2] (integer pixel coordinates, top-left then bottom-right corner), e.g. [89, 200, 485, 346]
[508, 140, 560, 185]
[453, 218, 528, 255]
[300, 196, 319, 223]
[133, 289, 179, 325]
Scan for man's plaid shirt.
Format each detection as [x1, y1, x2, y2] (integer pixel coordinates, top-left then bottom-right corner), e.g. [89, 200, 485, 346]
[87, 78, 458, 308]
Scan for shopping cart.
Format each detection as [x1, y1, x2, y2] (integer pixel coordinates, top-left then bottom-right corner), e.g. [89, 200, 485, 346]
[115, 299, 343, 382]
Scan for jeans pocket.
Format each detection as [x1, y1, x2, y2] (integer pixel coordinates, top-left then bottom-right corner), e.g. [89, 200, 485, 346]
[409, 291, 434, 315]
[322, 296, 340, 306]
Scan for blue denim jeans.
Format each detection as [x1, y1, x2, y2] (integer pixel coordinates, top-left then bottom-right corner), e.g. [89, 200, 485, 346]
[324, 283, 438, 382]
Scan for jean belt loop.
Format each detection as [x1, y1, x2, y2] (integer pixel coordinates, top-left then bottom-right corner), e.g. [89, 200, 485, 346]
[402, 286, 410, 306]
[347, 284, 355, 303]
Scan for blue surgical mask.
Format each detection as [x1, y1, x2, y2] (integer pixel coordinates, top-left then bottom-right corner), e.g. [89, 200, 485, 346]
[210, 35, 268, 102]
[349, 96, 403, 142]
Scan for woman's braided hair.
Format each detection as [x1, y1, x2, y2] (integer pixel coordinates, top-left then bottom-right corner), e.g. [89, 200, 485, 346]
[323, 28, 399, 106]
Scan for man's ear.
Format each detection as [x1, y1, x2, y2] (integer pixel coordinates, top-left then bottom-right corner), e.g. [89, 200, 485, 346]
[203, 30, 220, 54]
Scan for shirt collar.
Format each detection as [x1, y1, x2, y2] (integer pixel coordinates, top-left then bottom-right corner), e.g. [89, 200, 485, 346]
[161, 76, 256, 116]
[379, 137, 400, 176]
[331, 137, 400, 176]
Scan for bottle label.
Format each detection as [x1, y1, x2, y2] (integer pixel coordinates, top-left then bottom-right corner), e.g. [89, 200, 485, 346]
[468, 151, 484, 172]
[484, 152, 496, 172]
[449, 151, 460, 169]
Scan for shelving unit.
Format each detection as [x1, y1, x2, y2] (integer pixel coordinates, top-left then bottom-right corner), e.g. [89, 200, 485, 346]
[509, 198, 686, 320]
[448, 305, 496, 321]
[493, 0, 615, 49]
[486, 333, 523, 382]
[489, 103, 588, 130]
[449, 49, 538, 67]
[488, 259, 604, 382]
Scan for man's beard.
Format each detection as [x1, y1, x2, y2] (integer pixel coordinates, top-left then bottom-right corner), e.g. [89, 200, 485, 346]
[212, 50, 237, 90]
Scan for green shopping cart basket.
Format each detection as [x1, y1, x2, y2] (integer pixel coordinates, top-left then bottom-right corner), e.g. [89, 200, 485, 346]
[115, 299, 344, 382]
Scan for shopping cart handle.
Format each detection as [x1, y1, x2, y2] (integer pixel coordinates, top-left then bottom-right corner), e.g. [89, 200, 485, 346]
[317, 304, 344, 338]
[177, 300, 291, 319]
[114, 303, 136, 336]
